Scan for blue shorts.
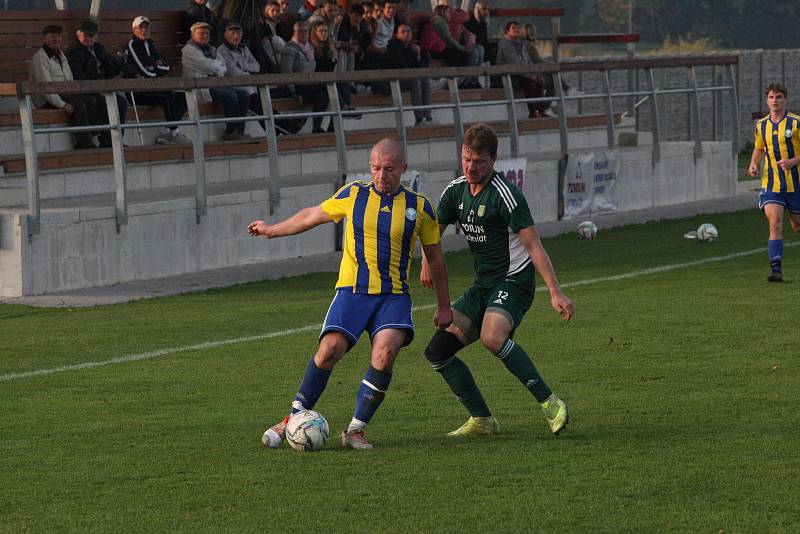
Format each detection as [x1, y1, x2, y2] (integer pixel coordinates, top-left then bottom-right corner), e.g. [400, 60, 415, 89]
[320, 288, 414, 349]
[759, 190, 800, 214]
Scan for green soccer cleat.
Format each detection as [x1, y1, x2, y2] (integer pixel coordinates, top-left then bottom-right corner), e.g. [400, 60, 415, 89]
[447, 416, 500, 436]
[541, 395, 569, 435]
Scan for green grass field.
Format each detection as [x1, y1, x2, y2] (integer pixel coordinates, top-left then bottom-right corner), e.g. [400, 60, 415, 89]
[1, 209, 798, 532]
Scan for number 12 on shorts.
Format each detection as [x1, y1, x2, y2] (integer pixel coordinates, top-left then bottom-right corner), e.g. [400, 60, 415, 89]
[493, 290, 508, 304]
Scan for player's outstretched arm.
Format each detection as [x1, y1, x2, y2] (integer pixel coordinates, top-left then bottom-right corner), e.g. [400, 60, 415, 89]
[420, 223, 448, 289]
[248, 205, 333, 239]
[748, 148, 765, 176]
[518, 225, 574, 321]
[421, 242, 453, 330]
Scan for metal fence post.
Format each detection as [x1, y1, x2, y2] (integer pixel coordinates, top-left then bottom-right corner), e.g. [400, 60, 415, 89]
[17, 94, 40, 239]
[501, 74, 519, 158]
[327, 83, 348, 177]
[103, 92, 127, 229]
[551, 17, 560, 63]
[554, 72, 569, 157]
[389, 79, 407, 156]
[601, 69, 615, 149]
[184, 89, 207, 223]
[447, 78, 464, 162]
[728, 63, 740, 158]
[257, 84, 281, 215]
[645, 68, 661, 166]
[688, 66, 703, 160]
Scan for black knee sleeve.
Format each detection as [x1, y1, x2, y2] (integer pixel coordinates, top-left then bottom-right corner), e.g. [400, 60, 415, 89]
[424, 330, 464, 364]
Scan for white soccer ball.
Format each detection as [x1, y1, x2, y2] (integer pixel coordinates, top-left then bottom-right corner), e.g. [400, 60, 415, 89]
[697, 223, 718, 243]
[285, 410, 329, 451]
[577, 221, 598, 240]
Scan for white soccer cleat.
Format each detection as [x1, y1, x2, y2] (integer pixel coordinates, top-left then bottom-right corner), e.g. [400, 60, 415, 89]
[261, 416, 289, 448]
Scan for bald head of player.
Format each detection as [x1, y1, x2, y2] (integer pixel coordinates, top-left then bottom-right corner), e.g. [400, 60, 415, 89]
[369, 138, 408, 194]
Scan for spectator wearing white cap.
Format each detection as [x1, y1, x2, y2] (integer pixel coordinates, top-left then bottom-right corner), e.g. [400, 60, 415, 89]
[182, 20, 251, 141]
[126, 16, 191, 144]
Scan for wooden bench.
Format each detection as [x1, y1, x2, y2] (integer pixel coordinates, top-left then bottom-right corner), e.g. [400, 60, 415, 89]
[0, 10, 185, 84]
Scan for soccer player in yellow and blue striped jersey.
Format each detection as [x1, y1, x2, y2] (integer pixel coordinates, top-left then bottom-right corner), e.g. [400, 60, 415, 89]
[749, 82, 800, 282]
[249, 139, 452, 449]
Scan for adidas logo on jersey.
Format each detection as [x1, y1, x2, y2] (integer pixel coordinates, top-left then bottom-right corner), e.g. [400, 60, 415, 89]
[380, 205, 391, 213]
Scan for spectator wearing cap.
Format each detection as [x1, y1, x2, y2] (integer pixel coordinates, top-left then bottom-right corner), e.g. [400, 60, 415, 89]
[182, 21, 251, 141]
[185, 0, 220, 46]
[217, 21, 266, 135]
[29, 24, 96, 149]
[126, 16, 191, 145]
[65, 20, 132, 148]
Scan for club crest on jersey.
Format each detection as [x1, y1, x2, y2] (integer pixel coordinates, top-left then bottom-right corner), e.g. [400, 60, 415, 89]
[405, 207, 417, 220]
[786, 129, 793, 138]
[477, 205, 486, 217]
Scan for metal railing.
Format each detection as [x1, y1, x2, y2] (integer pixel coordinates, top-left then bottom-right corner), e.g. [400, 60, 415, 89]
[14, 54, 739, 240]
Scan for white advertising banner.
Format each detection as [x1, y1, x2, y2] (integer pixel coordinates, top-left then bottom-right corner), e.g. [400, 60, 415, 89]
[346, 170, 423, 192]
[563, 150, 619, 219]
[494, 158, 527, 190]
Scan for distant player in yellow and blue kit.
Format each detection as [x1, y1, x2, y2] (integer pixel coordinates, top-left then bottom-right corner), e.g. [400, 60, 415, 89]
[248, 138, 452, 449]
[749, 82, 800, 282]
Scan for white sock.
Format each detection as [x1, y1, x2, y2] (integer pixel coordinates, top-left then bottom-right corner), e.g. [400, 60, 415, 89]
[170, 128, 182, 136]
[347, 418, 367, 433]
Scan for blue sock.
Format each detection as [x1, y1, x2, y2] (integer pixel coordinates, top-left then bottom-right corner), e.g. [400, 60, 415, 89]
[291, 358, 332, 414]
[768, 239, 784, 273]
[352, 365, 392, 427]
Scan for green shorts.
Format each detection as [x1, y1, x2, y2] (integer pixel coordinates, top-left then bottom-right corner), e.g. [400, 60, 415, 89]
[452, 279, 534, 343]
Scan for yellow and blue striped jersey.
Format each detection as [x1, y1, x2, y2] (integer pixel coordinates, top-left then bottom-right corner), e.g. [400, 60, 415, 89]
[321, 181, 440, 295]
[754, 112, 800, 192]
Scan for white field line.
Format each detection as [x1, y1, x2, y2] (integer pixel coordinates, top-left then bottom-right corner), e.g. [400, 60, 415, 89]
[2, 243, 794, 383]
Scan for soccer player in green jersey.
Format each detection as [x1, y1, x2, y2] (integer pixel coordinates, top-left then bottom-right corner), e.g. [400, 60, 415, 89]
[421, 123, 574, 436]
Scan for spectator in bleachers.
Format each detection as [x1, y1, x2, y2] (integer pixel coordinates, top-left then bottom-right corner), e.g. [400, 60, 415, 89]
[65, 20, 133, 148]
[186, 0, 221, 46]
[309, 21, 339, 131]
[280, 20, 330, 133]
[465, 0, 495, 64]
[182, 21, 252, 140]
[258, 1, 286, 73]
[309, 0, 356, 113]
[276, 0, 297, 41]
[420, 4, 480, 87]
[522, 23, 580, 108]
[29, 24, 97, 149]
[360, 1, 377, 47]
[386, 22, 435, 126]
[339, 3, 367, 71]
[363, 0, 397, 69]
[298, 0, 318, 21]
[219, 21, 283, 135]
[438, 0, 482, 86]
[126, 16, 191, 145]
[496, 20, 546, 118]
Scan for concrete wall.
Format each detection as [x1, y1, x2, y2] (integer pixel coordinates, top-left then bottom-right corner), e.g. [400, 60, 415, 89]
[0, 137, 736, 297]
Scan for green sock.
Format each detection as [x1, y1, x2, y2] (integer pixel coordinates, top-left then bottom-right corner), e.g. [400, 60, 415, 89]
[432, 356, 492, 417]
[495, 339, 552, 403]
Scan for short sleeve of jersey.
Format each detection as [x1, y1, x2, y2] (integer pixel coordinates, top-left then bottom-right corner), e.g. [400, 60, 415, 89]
[505, 187, 535, 233]
[418, 196, 440, 246]
[320, 182, 355, 223]
[436, 181, 460, 225]
[754, 121, 765, 150]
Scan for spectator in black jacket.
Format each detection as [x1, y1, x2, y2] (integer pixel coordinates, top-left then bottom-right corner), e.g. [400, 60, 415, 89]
[185, 0, 220, 46]
[65, 20, 131, 148]
[126, 16, 191, 145]
[386, 22, 434, 126]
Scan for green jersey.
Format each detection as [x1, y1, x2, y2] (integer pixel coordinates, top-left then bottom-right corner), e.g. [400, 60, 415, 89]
[438, 172, 535, 288]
